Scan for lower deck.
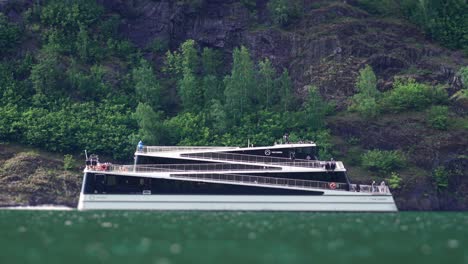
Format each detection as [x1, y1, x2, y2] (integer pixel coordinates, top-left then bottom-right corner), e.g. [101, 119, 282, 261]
[78, 194, 398, 212]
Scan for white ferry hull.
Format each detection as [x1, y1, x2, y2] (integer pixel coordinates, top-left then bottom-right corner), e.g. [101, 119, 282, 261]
[78, 194, 398, 212]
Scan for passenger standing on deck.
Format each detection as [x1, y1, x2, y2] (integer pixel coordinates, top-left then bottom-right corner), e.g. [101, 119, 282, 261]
[380, 181, 386, 193]
[138, 140, 144, 151]
[371, 180, 376, 192]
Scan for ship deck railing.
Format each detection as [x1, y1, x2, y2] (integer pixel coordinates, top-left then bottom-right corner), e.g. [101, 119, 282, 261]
[139, 146, 238, 153]
[88, 160, 339, 173]
[181, 152, 338, 169]
[170, 173, 391, 194]
[349, 184, 390, 194]
[95, 163, 283, 173]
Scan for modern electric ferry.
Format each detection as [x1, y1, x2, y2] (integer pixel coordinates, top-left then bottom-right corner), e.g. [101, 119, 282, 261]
[78, 141, 398, 211]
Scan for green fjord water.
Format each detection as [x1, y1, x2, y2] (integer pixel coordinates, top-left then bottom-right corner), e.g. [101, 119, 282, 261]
[0, 211, 466, 264]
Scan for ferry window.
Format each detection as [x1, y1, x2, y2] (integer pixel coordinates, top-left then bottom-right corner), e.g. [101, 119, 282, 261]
[124, 177, 140, 186]
[95, 174, 105, 184]
[106, 175, 116, 186]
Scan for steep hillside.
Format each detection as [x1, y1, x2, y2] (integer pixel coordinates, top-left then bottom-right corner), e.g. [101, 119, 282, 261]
[0, 144, 81, 207]
[0, 0, 467, 210]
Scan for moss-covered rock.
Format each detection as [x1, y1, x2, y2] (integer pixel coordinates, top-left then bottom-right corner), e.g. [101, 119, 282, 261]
[0, 146, 81, 207]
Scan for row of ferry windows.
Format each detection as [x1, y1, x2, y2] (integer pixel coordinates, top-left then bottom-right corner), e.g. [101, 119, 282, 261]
[87, 172, 347, 190]
[94, 173, 346, 186]
[84, 173, 331, 195]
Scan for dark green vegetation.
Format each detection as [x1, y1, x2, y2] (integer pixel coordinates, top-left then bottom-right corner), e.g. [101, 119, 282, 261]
[0, 0, 467, 209]
[0, 0, 333, 160]
[0, 211, 467, 264]
[356, 0, 468, 52]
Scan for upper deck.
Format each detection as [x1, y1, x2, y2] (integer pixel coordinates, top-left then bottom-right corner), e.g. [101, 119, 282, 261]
[136, 143, 316, 155]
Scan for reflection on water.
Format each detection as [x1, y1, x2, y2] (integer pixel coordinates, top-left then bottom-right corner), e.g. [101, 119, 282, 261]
[0, 211, 466, 264]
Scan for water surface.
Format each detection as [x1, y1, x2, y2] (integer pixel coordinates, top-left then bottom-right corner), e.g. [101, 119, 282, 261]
[0, 210, 466, 264]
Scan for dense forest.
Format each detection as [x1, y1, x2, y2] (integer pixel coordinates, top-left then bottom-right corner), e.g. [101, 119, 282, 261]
[0, 0, 467, 209]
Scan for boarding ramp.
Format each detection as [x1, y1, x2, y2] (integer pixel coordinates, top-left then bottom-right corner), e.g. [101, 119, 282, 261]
[171, 173, 390, 194]
[181, 152, 335, 169]
[93, 163, 282, 174]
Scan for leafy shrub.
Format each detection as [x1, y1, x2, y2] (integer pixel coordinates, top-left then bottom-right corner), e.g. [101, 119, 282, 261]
[99, 14, 121, 39]
[381, 78, 448, 112]
[267, 0, 303, 26]
[350, 95, 379, 118]
[427, 105, 449, 130]
[305, 86, 330, 131]
[349, 65, 380, 118]
[0, 104, 21, 140]
[63, 154, 75, 170]
[0, 13, 21, 56]
[388, 172, 402, 189]
[355, 0, 399, 15]
[357, 0, 468, 51]
[361, 149, 406, 174]
[433, 166, 449, 190]
[148, 38, 169, 53]
[400, 0, 468, 51]
[40, 0, 103, 33]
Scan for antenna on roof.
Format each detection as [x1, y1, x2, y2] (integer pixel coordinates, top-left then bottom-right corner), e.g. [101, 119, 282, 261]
[84, 150, 88, 160]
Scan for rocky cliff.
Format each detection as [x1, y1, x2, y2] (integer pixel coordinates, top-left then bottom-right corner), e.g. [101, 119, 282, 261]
[97, 0, 465, 99]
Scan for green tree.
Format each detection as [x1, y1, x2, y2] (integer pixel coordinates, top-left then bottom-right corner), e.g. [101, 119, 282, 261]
[164, 112, 211, 146]
[362, 149, 406, 174]
[179, 71, 202, 112]
[167, 40, 204, 112]
[66, 61, 107, 100]
[388, 172, 402, 189]
[224, 46, 256, 122]
[164, 49, 183, 78]
[0, 13, 21, 56]
[433, 166, 449, 190]
[277, 68, 294, 111]
[40, 0, 103, 33]
[0, 104, 21, 140]
[356, 65, 378, 98]
[132, 103, 165, 145]
[349, 65, 380, 118]
[427, 105, 449, 130]
[180, 39, 199, 74]
[30, 46, 62, 97]
[207, 99, 227, 134]
[132, 59, 162, 110]
[203, 74, 223, 104]
[401, 0, 468, 51]
[201, 47, 223, 104]
[201, 47, 222, 76]
[257, 58, 276, 109]
[76, 24, 90, 62]
[63, 154, 75, 170]
[267, 0, 303, 26]
[305, 86, 328, 131]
